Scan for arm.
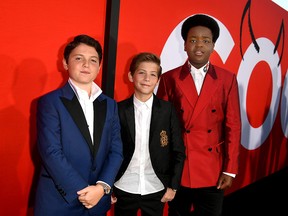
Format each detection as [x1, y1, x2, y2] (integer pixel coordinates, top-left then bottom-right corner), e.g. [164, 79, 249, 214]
[37, 95, 88, 203]
[161, 103, 185, 202]
[218, 74, 241, 189]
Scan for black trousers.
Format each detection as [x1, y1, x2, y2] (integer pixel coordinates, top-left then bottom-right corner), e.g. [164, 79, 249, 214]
[113, 187, 166, 216]
[168, 186, 224, 216]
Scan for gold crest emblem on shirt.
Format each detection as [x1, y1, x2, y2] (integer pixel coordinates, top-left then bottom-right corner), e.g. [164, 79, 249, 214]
[160, 130, 168, 147]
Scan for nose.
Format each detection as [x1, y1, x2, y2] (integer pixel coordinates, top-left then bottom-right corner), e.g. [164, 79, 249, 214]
[144, 74, 150, 81]
[195, 40, 204, 46]
[83, 60, 89, 67]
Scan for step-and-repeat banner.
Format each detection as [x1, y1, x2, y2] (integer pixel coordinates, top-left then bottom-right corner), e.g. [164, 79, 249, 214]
[115, 0, 288, 195]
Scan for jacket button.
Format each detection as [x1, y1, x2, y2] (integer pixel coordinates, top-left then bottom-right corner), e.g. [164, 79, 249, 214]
[186, 130, 190, 133]
[212, 109, 216, 113]
[208, 129, 212, 133]
[208, 147, 212, 152]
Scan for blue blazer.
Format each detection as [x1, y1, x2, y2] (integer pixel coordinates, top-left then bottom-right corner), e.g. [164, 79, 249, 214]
[34, 82, 123, 216]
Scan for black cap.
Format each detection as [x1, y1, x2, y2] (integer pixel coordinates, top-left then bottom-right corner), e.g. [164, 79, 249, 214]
[181, 14, 220, 43]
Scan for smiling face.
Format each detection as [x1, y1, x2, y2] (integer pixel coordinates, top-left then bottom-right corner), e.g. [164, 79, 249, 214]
[128, 61, 160, 102]
[184, 25, 215, 69]
[63, 43, 101, 91]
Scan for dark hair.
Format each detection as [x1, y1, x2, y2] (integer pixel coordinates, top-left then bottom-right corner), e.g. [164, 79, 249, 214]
[129, 52, 162, 77]
[181, 14, 220, 43]
[63, 34, 103, 63]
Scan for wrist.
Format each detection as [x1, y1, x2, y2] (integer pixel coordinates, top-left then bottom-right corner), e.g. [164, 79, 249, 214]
[97, 182, 111, 195]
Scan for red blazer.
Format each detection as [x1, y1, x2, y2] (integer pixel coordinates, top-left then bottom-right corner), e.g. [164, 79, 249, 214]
[156, 61, 241, 188]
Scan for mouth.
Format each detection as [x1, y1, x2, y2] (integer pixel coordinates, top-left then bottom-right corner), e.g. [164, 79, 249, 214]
[141, 84, 151, 88]
[194, 51, 203, 56]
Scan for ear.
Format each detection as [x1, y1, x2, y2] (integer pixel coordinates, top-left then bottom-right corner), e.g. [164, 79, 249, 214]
[62, 59, 68, 70]
[212, 42, 215, 49]
[128, 71, 133, 82]
[156, 78, 160, 85]
[184, 41, 187, 52]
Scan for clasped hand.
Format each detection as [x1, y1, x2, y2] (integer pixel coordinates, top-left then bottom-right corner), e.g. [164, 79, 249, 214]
[77, 185, 105, 209]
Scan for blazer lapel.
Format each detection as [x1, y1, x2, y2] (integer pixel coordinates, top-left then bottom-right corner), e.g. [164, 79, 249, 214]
[93, 96, 106, 156]
[191, 65, 219, 121]
[149, 94, 161, 142]
[124, 96, 135, 144]
[60, 84, 94, 153]
[178, 61, 199, 109]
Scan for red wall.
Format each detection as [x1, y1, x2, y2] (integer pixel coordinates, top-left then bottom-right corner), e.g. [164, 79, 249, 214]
[0, 0, 287, 215]
[0, 1, 106, 215]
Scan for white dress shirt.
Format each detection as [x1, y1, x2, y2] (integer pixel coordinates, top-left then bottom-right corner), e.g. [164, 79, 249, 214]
[114, 95, 164, 195]
[68, 78, 102, 143]
[189, 62, 209, 95]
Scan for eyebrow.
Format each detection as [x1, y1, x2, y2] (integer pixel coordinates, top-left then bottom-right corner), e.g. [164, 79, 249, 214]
[72, 54, 99, 58]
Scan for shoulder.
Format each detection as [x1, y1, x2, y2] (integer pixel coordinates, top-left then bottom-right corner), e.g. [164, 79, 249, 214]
[211, 65, 239, 90]
[154, 95, 174, 109]
[98, 93, 115, 102]
[40, 88, 60, 98]
[161, 65, 183, 78]
[213, 64, 236, 78]
[117, 96, 132, 106]
[38, 84, 67, 102]
[117, 97, 133, 113]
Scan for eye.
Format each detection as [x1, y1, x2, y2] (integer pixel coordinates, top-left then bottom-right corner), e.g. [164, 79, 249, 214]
[91, 59, 98, 63]
[204, 40, 211, 44]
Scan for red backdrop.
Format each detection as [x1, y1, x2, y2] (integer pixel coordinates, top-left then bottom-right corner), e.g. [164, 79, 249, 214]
[115, 0, 288, 195]
[0, 0, 287, 215]
[0, 0, 106, 215]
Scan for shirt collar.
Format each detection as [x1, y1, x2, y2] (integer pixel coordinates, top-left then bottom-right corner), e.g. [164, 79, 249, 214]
[68, 78, 102, 101]
[188, 61, 209, 76]
[133, 94, 153, 110]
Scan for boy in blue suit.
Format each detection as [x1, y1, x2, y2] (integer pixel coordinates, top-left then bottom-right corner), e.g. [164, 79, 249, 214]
[34, 34, 123, 216]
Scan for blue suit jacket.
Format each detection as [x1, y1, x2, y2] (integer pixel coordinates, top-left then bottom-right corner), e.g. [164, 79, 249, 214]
[34, 82, 123, 216]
